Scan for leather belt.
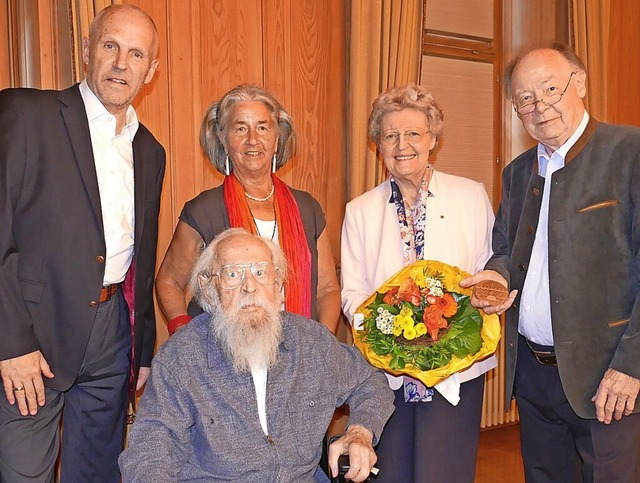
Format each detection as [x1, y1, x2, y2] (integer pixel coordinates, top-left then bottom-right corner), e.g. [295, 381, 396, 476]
[525, 339, 557, 366]
[99, 284, 119, 303]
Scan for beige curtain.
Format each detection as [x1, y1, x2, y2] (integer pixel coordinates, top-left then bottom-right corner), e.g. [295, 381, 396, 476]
[70, 0, 117, 83]
[347, 0, 423, 200]
[571, 0, 610, 121]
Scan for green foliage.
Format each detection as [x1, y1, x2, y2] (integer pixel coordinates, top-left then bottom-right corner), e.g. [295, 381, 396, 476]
[360, 292, 483, 371]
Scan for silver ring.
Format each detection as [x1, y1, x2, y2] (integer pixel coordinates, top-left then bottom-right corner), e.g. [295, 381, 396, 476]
[13, 387, 24, 392]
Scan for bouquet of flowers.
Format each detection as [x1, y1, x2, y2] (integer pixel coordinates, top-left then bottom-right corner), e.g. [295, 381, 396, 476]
[352, 260, 501, 387]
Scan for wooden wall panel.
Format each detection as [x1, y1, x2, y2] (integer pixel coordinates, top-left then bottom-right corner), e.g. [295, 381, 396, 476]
[0, 1, 11, 89]
[503, 0, 569, 167]
[607, 3, 640, 127]
[263, 0, 346, 258]
[196, 0, 264, 196]
[164, 0, 201, 224]
[33, 0, 53, 86]
[2, 0, 69, 89]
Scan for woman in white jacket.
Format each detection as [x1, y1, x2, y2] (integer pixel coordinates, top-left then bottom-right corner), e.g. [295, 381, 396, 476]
[341, 84, 495, 483]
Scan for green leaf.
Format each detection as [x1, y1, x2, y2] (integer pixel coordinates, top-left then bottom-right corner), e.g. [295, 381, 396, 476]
[447, 318, 483, 357]
[390, 354, 406, 370]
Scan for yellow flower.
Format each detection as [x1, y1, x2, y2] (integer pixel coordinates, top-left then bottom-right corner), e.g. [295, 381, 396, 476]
[402, 317, 414, 330]
[404, 325, 417, 340]
[393, 318, 404, 336]
[415, 322, 427, 336]
[394, 307, 414, 331]
[413, 270, 427, 287]
[399, 306, 413, 318]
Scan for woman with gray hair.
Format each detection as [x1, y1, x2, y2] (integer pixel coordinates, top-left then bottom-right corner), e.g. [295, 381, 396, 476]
[156, 85, 340, 336]
[341, 83, 496, 482]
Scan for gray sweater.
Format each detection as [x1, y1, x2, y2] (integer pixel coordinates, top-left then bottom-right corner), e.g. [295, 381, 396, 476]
[119, 312, 394, 482]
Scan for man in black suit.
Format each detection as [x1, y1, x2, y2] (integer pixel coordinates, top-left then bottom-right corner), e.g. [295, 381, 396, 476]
[0, 4, 165, 482]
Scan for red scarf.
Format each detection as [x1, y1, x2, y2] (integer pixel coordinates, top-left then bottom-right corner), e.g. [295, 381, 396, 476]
[223, 172, 312, 317]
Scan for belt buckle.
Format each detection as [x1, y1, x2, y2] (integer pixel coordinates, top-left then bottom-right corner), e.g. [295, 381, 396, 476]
[100, 284, 117, 303]
[525, 339, 557, 366]
[532, 351, 557, 366]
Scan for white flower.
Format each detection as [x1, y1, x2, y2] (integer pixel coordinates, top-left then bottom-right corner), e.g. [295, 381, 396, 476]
[426, 277, 444, 297]
[375, 308, 394, 334]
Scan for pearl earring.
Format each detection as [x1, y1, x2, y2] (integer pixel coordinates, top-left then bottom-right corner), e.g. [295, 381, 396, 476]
[272, 153, 277, 173]
[225, 155, 230, 176]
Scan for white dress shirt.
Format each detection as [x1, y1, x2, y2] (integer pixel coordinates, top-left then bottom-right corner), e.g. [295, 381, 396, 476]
[518, 111, 589, 345]
[79, 80, 138, 285]
[251, 365, 269, 435]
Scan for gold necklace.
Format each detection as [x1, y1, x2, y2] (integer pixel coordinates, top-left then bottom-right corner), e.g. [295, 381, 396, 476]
[245, 184, 275, 202]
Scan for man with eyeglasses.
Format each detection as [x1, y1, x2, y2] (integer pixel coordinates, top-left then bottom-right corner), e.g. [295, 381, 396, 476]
[462, 43, 640, 481]
[119, 228, 394, 482]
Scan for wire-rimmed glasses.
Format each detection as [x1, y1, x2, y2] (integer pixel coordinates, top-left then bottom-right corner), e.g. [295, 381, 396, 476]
[379, 130, 430, 147]
[212, 261, 281, 290]
[513, 72, 577, 115]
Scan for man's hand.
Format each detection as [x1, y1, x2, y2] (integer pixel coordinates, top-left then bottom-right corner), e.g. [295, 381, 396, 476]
[0, 350, 54, 416]
[459, 270, 517, 315]
[136, 367, 151, 391]
[328, 424, 376, 482]
[592, 368, 640, 424]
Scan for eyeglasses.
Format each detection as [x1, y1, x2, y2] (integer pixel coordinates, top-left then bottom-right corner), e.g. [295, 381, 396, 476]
[379, 130, 430, 147]
[513, 72, 577, 115]
[212, 261, 281, 290]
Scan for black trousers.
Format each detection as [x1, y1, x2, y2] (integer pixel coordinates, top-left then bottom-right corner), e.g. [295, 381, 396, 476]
[516, 335, 640, 483]
[373, 375, 484, 483]
[0, 290, 130, 483]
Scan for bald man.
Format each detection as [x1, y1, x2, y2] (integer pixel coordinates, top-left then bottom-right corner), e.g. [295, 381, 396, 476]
[0, 5, 165, 481]
[462, 43, 640, 482]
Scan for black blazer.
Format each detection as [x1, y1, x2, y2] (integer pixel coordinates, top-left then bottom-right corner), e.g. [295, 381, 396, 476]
[0, 85, 165, 391]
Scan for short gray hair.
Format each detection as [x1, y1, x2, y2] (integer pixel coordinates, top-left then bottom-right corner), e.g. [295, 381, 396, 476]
[188, 228, 288, 313]
[368, 83, 444, 146]
[200, 85, 296, 174]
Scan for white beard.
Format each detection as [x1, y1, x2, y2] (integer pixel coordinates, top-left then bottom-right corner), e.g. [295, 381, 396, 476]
[213, 294, 283, 373]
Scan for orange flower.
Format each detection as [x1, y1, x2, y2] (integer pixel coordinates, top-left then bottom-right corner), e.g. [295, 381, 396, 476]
[398, 277, 421, 306]
[426, 294, 438, 305]
[382, 287, 399, 305]
[423, 306, 448, 341]
[436, 293, 458, 318]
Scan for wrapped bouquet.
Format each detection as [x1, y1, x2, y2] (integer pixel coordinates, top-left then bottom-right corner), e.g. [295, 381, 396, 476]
[352, 260, 501, 387]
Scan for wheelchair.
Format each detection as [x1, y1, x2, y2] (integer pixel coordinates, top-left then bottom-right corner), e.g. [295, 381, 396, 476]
[317, 434, 373, 483]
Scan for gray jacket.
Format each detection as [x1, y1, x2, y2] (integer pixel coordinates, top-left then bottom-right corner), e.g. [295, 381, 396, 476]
[119, 311, 394, 482]
[486, 118, 640, 418]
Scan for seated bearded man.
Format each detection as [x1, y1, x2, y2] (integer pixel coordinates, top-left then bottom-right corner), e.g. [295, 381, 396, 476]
[119, 228, 394, 482]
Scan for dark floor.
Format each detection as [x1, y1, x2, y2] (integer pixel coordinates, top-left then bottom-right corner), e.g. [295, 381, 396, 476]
[475, 423, 525, 483]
